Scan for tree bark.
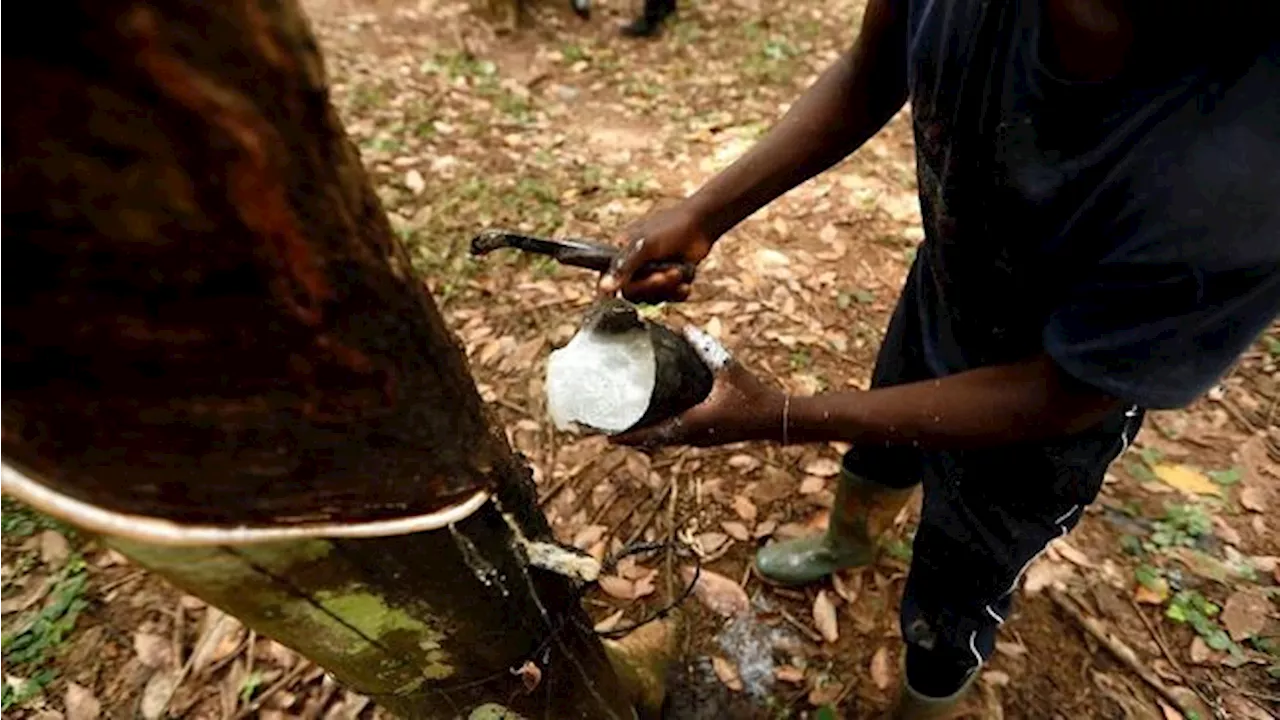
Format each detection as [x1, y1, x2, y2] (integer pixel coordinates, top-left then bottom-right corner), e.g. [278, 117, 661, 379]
[1, 1, 632, 717]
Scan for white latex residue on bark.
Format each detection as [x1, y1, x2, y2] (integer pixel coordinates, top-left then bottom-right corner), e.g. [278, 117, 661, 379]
[0, 462, 491, 545]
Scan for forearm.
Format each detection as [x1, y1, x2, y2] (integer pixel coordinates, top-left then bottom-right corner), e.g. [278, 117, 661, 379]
[784, 355, 1123, 449]
[688, 0, 908, 239]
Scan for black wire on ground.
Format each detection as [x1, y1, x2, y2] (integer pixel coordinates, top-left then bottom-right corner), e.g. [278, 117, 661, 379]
[431, 535, 703, 698]
[587, 538, 701, 640]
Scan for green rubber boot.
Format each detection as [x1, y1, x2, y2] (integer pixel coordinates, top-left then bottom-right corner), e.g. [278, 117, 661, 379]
[889, 670, 977, 720]
[755, 468, 914, 586]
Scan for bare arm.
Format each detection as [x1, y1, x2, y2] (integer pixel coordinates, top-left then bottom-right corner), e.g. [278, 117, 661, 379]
[784, 355, 1121, 448]
[687, 0, 910, 238]
[601, 0, 909, 300]
[614, 352, 1122, 451]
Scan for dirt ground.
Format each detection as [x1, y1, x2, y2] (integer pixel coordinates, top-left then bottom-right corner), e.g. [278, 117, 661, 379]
[3, 0, 1278, 718]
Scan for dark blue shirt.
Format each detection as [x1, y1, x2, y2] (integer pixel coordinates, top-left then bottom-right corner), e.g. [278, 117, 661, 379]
[902, 0, 1280, 408]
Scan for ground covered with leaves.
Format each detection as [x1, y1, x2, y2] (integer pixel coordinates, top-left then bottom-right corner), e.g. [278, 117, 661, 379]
[3, 0, 1278, 718]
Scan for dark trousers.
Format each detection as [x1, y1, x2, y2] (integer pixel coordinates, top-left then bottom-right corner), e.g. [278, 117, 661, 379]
[843, 260, 1144, 696]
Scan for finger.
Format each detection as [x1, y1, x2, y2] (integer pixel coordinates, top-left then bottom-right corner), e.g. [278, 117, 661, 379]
[682, 325, 732, 371]
[600, 235, 652, 296]
[620, 266, 683, 300]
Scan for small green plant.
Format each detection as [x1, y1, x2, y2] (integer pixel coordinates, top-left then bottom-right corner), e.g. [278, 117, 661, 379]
[611, 175, 650, 199]
[1251, 634, 1279, 658]
[1, 555, 89, 710]
[1165, 590, 1243, 657]
[884, 537, 914, 563]
[560, 43, 589, 64]
[1136, 446, 1164, 467]
[1125, 460, 1157, 482]
[762, 39, 797, 62]
[1134, 564, 1166, 591]
[788, 349, 812, 371]
[1146, 503, 1212, 550]
[1120, 534, 1144, 556]
[530, 256, 560, 279]
[1207, 466, 1243, 486]
[2, 498, 70, 539]
[239, 670, 267, 704]
[838, 288, 876, 310]
[1262, 334, 1280, 358]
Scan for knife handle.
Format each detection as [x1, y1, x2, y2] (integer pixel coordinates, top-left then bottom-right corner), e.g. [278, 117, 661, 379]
[469, 230, 696, 284]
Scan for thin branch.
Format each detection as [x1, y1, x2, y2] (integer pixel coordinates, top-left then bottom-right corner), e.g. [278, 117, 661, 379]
[1129, 598, 1220, 716]
[233, 660, 314, 719]
[1049, 589, 1190, 714]
[624, 480, 674, 547]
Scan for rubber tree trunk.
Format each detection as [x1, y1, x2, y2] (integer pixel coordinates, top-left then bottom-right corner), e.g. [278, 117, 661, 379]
[0, 1, 632, 717]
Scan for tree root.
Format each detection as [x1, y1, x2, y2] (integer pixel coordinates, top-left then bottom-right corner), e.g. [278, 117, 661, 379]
[602, 611, 686, 720]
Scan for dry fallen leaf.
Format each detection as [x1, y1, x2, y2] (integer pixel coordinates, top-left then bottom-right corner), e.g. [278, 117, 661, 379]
[721, 521, 751, 542]
[798, 476, 826, 495]
[1223, 694, 1275, 720]
[190, 609, 243, 676]
[1239, 434, 1272, 486]
[731, 494, 758, 522]
[711, 656, 743, 692]
[323, 690, 370, 720]
[614, 556, 640, 580]
[1051, 539, 1092, 567]
[594, 610, 625, 633]
[574, 527, 608, 556]
[631, 570, 657, 599]
[808, 679, 844, 706]
[870, 646, 893, 690]
[1134, 580, 1170, 605]
[139, 669, 180, 720]
[774, 665, 806, 684]
[39, 530, 70, 566]
[1239, 486, 1268, 513]
[1153, 464, 1221, 497]
[1249, 555, 1278, 574]
[1221, 588, 1269, 641]
[728, 454, 762, 473]
[1212, 516, 1242, 546]
[1188, 637, 1211, 665]
[753, 519, 778, 539]
[65, 682, 101, 720]
[774, 522, 811, 540]
[404, 169, 426, 195]
[832, 572, 859, 604]
[697, 532, 731, 555]
[681, 566, 750, 617]
[1024, 559, 1075, 595]
[804, 457, 841, 478]
[261, 640, 296, 669]
[133, 632, 173, 669]
[981, 670, 1010, 687]
[1156, 699, 1185, 720]
[598, 575, 635, 600]
[512, 660, 542, 693]
[813, 591, 839, 643]
[1, 576, 50, 615]
[995, 641, 1027, 657]
[1092, 671, 1162, 720]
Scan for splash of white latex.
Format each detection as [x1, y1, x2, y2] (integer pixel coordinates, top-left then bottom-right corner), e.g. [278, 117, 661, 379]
[682, 325, 731, 371]
[546, 325, 656, 433]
